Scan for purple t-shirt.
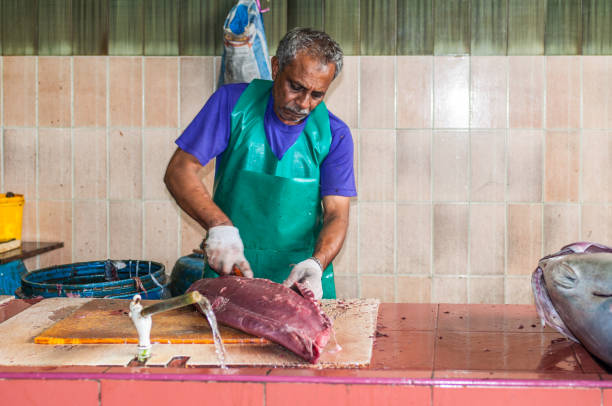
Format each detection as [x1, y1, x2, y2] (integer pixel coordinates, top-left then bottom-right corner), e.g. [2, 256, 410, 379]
[176, 83, 357, 197]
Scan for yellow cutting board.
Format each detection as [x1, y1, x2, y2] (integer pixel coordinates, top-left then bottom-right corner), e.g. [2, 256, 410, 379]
[35, 299, 268, 345]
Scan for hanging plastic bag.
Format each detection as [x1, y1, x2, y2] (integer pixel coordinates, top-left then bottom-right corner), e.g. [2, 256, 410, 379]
[219, 0, 272, 86]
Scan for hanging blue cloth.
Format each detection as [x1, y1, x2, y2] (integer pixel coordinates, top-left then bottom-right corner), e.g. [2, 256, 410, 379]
[219, 0, 272, 86]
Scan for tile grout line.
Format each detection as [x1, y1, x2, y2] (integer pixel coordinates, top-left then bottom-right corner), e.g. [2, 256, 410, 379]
[71, 57, 75, 263]
[141, 56, 146, 259]
[541, 56, 546, 262]
[106, 56, 111, 260]
[104, 56, 111, 260]
[430, 55, 435, 302]
[466, 55, 472, 304]
[176, 56, 182, 262]
[69, 57, 75, 265]
[356, 55, 361, 298]
[35, 57, 40, 269]
[393, 54, 398, 302]
[578, 56, 583, 240]
[504, 56, 510, 303]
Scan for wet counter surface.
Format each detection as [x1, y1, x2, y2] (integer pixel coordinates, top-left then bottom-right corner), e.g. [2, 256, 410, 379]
[0, 299, 610, 405]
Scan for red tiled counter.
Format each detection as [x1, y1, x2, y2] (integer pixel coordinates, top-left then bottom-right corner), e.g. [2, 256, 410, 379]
[0, 300, 609, 406]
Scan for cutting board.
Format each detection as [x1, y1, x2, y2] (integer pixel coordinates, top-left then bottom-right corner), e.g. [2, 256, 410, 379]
[35, 299, 268, 345]
[0, 298, 379, 367]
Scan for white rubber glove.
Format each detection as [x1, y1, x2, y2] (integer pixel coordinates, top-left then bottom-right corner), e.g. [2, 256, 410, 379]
[283, 258, 323, 300]
[204, 226, 253, 278]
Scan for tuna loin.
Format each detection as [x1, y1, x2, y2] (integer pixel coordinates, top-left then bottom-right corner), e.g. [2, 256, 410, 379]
[187, 276, 332, 363]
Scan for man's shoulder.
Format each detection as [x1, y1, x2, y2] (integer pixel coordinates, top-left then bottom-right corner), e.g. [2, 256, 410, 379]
[326, 109, 351, 134]
[217, 82, 249, 97]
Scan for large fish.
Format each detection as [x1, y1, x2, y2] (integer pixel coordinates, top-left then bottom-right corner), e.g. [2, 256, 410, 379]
[532, 242, 612, 367]
[188, 276, 332, 363]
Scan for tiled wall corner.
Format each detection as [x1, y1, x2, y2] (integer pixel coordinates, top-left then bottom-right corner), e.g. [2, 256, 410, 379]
[3, 54, 612, 304]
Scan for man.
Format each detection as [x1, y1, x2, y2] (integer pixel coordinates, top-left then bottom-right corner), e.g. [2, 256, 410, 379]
[164, 28, 356, 300]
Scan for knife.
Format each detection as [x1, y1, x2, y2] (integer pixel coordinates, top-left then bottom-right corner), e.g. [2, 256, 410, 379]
[193, 247, 244, 277]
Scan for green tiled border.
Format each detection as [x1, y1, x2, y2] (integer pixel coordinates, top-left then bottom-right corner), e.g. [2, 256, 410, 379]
[2, 0, 611, 55]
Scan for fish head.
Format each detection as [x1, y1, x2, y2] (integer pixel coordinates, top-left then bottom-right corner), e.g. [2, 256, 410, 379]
[543, 252, 612, 301]
[539, 251, 612, 366]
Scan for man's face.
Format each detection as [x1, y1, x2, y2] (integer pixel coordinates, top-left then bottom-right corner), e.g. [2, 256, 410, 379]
[271, 51, 336, 125]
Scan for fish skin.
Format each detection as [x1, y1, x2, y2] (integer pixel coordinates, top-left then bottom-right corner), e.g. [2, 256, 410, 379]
[533, 242, 612, 367]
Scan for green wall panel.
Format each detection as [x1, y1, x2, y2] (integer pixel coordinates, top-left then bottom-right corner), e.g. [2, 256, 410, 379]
[179, 0, 207, 55]
[361, 0, 396, 55]
[471, 0, 507, 55]
[434, 0, 470, 55]
[262, 0, 287, 55]
[2, 0, 612, 56]
[324, 0, 360, 56]
[288, 0, 323, 31]
[144, 0, 179, 56]
[545, 0, 581, 55]
[2, 0, 38, 55]
[39, 0, 72, 56]
[110, 0, 143, 55]
[72, 0, 108, 55]
[397, 0, 433, 55]
[179, 0, 234, 56]
[508, 0, 546, 55]
[583, 0, 612, 55]
[207, 0, 235, 56]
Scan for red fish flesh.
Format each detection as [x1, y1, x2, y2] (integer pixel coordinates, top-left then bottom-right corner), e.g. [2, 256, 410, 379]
[187, 276, 332, 363]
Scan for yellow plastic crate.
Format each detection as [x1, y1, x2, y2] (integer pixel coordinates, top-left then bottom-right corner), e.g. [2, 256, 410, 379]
[0, 193, 24, 242]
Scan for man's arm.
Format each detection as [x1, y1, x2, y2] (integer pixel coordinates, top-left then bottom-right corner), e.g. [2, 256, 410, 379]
[312, 195, 350, 269]
[164, 148, 231, 230]
[283, 195, 350, 298]
[165, 148, 254, 277]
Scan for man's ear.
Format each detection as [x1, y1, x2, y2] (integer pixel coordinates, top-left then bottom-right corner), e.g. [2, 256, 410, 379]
[271, 56, 279, 79]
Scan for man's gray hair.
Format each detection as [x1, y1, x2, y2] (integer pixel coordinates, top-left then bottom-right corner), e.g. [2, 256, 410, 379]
[276, 28, 343, 79]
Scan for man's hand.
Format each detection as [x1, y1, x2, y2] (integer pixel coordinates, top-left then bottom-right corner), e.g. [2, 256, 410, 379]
[283, 258, 323, 299]
[204, 226, 254, 278]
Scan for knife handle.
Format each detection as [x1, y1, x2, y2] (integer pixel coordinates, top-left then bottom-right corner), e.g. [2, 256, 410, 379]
[232, 265, 244, 277]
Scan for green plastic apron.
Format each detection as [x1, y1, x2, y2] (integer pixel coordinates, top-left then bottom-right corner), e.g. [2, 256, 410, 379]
[204, 79, 336, 299]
